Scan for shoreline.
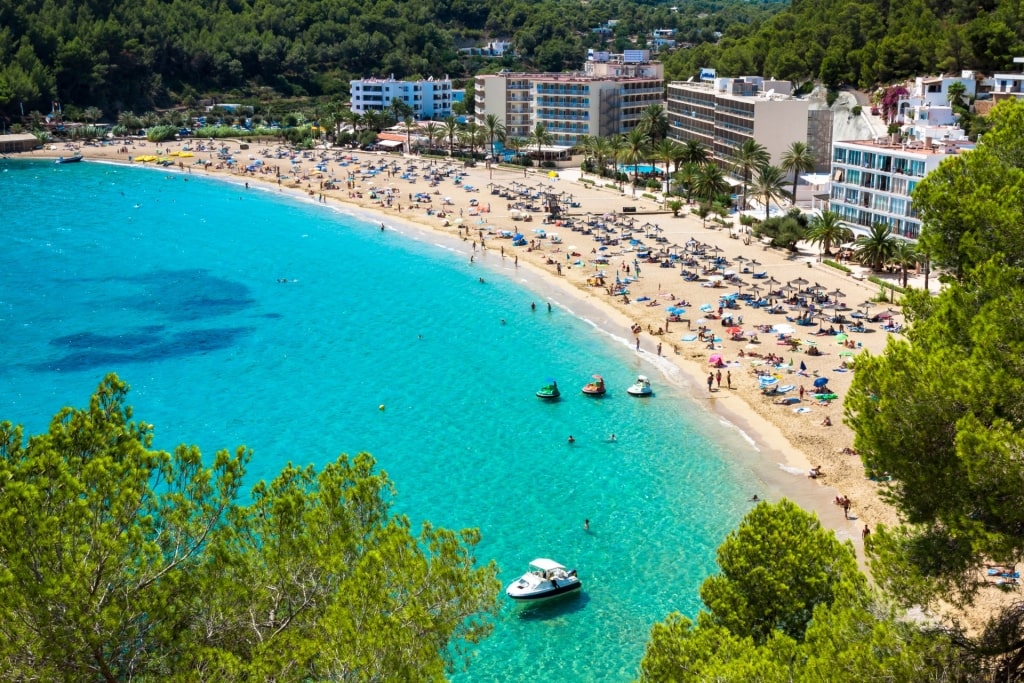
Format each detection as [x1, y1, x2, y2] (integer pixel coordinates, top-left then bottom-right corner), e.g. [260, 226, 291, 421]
[23, 141, 898, 549]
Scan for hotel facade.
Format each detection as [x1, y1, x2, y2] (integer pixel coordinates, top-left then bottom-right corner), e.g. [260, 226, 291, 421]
[474, 50, 665, 147]
[665, 76, 832, 173]
[349, 75, 453, 120]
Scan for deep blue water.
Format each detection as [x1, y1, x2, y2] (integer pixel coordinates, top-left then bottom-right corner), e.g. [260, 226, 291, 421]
[0, 159, 764, 681]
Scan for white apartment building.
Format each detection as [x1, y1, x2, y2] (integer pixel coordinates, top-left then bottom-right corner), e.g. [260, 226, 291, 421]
[829, 109, 973, 240]
[474, 50, 665, 148]
[349, 75, 453, 120]
[666, 76, 831, 174]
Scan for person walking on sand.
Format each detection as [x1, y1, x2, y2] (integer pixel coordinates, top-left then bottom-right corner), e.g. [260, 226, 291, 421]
[726, 370, 732, 389]
[707, 372, 714, 392]
[716, 370, 722, 388]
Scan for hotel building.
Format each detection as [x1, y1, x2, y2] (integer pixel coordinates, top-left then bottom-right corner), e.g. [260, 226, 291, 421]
[666, 76, 831, 173]
[474, 50, 665, 147]
[349, 75, 453, 120]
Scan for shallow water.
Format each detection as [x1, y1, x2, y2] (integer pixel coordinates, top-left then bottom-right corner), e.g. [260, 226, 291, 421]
[0, 159, 768, 681]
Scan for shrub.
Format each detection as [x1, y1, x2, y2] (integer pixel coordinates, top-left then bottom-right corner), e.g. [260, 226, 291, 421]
[146, 126, 178, 142]
[641, 193, 657, 200]
[668, 199, 683, 216]
[823, 259, 851, 273]
[851, 105, 862, 116]
[826, 89, 839, 107]
[868, 276, 906, 295]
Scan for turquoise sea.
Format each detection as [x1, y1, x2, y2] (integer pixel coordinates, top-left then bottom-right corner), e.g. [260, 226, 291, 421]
[0, 159, 768, 681]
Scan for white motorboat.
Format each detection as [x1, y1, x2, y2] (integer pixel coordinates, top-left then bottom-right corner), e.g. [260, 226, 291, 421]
[626, 375, 653, 397]
[505, 558, 582, 601]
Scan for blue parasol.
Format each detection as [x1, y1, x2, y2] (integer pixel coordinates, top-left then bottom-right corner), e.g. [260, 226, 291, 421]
[813, 377, 829, 388]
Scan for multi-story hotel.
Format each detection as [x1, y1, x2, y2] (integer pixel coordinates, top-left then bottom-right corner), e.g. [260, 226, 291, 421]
[474, 50, 665, 148]
[666, 76, 831, 173]
[349, 75, 453, 120]
[828, 133, 974, 239]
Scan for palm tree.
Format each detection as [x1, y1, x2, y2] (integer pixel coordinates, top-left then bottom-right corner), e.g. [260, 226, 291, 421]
[83, 106, 103, 125]
[528, 122, 553, 162]
[681, 139, 709, 168]
[750, 164, 788, 221]
[593, 136, 616, 178]
[506, 136, 526, 163]
[806, 211, 854, 257]
[402, 116, 416, 153]
[947, 81, 967, 110]
[733, 139, 770, 210]
[853, 222, 899, 271]
[639, 104, 669, 143]
[483, 114, 506, 158]
[673, 162, 701, 204]
[621, 127, 652, 195]
[693, 163, 729, 204]
[460, 120, 484, 157]
[652, 139, 680, 197]
[780, 141, 815, 205]
[442, 116, 459, 157]
[887, 238, 920, 287]
[423, 121, 441, 152]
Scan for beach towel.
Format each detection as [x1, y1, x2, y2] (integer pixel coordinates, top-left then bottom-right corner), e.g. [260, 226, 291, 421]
[681, 334, 698, 342]
[777, 385, 796, 393]
[794, 407, 812, 414]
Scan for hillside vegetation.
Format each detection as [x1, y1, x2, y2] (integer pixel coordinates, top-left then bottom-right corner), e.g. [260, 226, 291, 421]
[0, 0, 779, 117]
[663, 0, 1024, 88]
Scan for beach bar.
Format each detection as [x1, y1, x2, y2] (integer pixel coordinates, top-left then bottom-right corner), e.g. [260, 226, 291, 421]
[0, 134, 39, 154]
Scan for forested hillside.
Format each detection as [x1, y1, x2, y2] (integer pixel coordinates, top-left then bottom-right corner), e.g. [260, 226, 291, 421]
[0, 0, 778, 118]
[663, 0, 1024, 88]
[5, 0, 1021, 122]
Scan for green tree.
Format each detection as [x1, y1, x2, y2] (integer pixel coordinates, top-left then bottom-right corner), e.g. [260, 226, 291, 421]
[853, 222, 899, 271]
[780, 140, 815, 203]
[652, 139, 681, 197]
[483, 113, 506, 158]
[807, 210, 854, 257]
[423, 121, 441, 152]
[528, 121, 552, 162]
[733, 139, 770, 210]
[0, 375, 500, 680]
[887, 238, 920, 287]
[442, 116, 459, 157]
[844, 262, 1024, 607]
[621, 127, 652, 196]
[680, 139, 710, 168]
[639, 103, 668, 143]
[693, 162, 730, 204]
[750, 164, 788, 221]
[914, 98, 1024, 280]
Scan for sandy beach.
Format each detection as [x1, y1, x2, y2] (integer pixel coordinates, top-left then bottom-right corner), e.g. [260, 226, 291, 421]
[28, 138, 919, 549]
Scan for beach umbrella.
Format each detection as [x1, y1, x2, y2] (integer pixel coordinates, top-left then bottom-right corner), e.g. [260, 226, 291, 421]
[700, 303, 714, 312]
[835, 333, 849, 343]
[696, 318, 708, 325]
[813, 377, 829, 388]
[799, 360, 807, 371]
[790, 276, 809, 287]
[831, 288, 846, 299]
[766, 276, 781, 286]
[773, 323, 795, 334]
[727, 326, 742, 335]
[709, 354, 723, 365]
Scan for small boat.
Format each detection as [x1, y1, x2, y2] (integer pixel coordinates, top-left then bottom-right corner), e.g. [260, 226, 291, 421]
[581, 374, 606, 396]
[536, 379, 560, 399]
[55, 154, 84, 164]
[505, 558, 582, 601]
[626, 375, 653, 397]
